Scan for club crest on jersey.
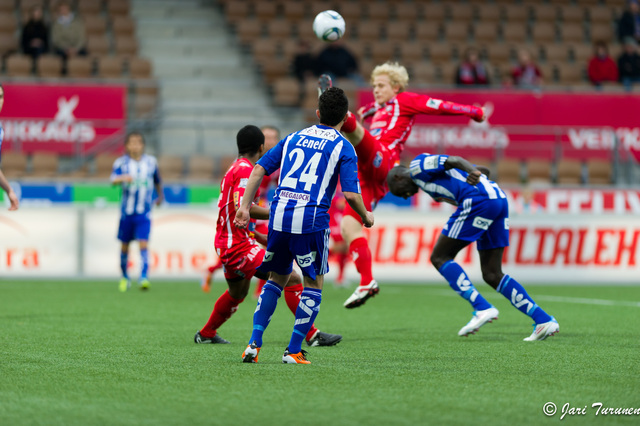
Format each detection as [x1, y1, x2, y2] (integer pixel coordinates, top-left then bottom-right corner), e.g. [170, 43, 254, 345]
[472, 216, 493, 230]
[296, 251, 316, 268]
[373, 152, 383, 168]
[239, 178, 248, 188]
[426, 98, 443, 109]
[370, 128, 382, 137]
[263, 251, 274, 262]
[504, 218, 510, 230]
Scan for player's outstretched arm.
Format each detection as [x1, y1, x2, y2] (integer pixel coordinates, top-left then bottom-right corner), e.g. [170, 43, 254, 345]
[444, 156, 482, 185]
[0, 168, 18, 211]
[234, 165, 266, 229]
[343, 191, 374, 228]
[417, 95, 485, 123]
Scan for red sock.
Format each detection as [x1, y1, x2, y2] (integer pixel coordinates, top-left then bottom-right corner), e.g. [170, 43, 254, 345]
[349, 237, 374, 287]
[253, 279, 266, 298]
[336, 252, 348, 282]
[200, 290, 243, 337]
[284, 283, 318, 341]
[207, 258, 222, 274]
[342, 111, 357, 133]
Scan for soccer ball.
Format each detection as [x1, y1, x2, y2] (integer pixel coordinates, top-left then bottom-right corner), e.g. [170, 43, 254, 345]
[312, 10, 346, 42]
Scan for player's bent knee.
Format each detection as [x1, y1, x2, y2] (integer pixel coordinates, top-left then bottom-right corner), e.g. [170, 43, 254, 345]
[430, 253, 449, 270]
[481, 271, 503, 289]
[286, 270, 302, 287]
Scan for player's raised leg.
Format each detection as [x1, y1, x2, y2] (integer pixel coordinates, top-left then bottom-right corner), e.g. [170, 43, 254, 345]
[479, 249, 559, 341]
[431, 235, 498, 336]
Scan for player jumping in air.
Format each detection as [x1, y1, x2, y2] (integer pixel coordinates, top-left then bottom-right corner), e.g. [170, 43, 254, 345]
[195, 125, 342, 347]
[235, 88, 374, 364]
[387, 154, 559, 341]
[0, 84, 19, 211]
[319, 62, 486, 309]
[111, 132, 163, 292]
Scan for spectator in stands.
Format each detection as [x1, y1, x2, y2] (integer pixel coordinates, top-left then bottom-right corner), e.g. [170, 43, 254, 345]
[618, 37, 640, 91]
[51, 1, 87, 64]
[510, 49, 543, 88]
[0, 83, 20, 211]
[292, 40, 317, 83]
[455, 48, 490, 87]
[588, 41, 619, 88]
[316, 41, 362, 83]
[21, 5, 49, 60]
[618, 0, 640, 44]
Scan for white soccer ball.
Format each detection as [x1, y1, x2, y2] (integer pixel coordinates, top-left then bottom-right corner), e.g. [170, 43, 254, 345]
[312, 10, 346, 42]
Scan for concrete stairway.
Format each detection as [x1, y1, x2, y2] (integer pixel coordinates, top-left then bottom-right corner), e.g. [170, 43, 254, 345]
[131, 0, 302, 157]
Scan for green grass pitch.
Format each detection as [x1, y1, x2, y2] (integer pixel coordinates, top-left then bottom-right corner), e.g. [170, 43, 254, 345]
[1, 279, 639, 426]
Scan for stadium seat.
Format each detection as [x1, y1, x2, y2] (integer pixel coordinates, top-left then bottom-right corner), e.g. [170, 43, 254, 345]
[107, 0, 131, 17]
[186, 156, 216, 181]
[428, 42, 454, 64]
[398, 42, 425, 64]
[532, 23, 557, 44]
[369, 40, 395, 64]
[260, 59, 289, 84]
[531, 4, 559, 23]
[129, 57, 153, 79]
[0, 13, 17, 34]
[357, 22, 383, 42]
[97, 56, 124, 78]
[448, 4, 475, 23]
[587, 6, 614, 25]
[132, 96, 156, 118]
[0, 151, 28, 178]
[586, 159, 613, 185]
[589, 24, 613, 43]
[411, 63, 437, 84]
[0, 0, 13, 14]
[224, 1, 251, 25]
[87, 35, 111, 56]
[473, 23, 500, 44]
[93, 153, 120, 178]
[254, 1, 277, 22]
[83, 15, 108, 36]
[495, 158, 522, 185]
[560, 6, 586, 24]
[112, 16, 136, 37]
[266, 20, 293, 41]
[503, 5, 529, 23]
[251, 38, 280, 64]
[415, 24, 440, 43]
[6, 54, 32, 77]
[114, 36, 138, 56]
[394, 3, 423, 21]
[557, 63, 584, 84]
[571, 43, 593, 63]
[77, 0, 103, 15]
[293, 20, 316, 41]
[526, 159, 552, 184]
[423, 3, 446, 22]
[485, 44, 511, 64]
[543, 44, 570, 63]
[559, 24, 585, 44]
[281, 1, 303, 21]
[443, 22, 470, 43]
[273, 77, 301, 107]
[386, 22, 412, 43]
[555, 159, 583, 185]
[477, 5, 501, 22]
[236, 20, 264, 45]
[439, 62, 459, 84]
[29, 152, 60, 178]
[217, 155, 237, 179]
[310, 1, 334, 17]
[501, 23, 527, 43]
[36, 55, 63, 78]
[67, 57, 94, 78]
[158, 155, 184, 181]
[366, 3, 390, 22]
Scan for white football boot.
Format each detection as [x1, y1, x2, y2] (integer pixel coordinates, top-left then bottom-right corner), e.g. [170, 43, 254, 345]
[523, 318, 559, 341]
[458, 307, 500, 336]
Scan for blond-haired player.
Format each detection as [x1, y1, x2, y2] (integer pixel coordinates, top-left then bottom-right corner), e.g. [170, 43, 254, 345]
[319, 62, 486, 308]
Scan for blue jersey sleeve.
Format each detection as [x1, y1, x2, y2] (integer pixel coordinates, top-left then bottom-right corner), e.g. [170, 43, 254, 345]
[110, 158, 124, 181]
[410, 154, 448, 183]
[257, 137, 286, 175]
[338, 142, 360, 193]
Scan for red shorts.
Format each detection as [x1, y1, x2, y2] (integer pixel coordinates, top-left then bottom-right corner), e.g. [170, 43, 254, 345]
[216, 244, 264, 281]
[254, 221, 269, 237]
[344, 130, 398, 223]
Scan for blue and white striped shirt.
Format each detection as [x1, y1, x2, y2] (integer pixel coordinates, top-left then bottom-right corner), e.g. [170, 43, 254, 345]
[409, 153, 506, 206]
[111, 154, 161, 216]
[257, 125, 360, 234]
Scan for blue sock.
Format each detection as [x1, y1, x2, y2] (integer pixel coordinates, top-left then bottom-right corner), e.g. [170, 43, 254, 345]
[140, 248, 149, 279]
[120, 251, 129, 279]
[439, 261, 492, 311]
[497, 275, 552, 324]
[249, 281, 282, 347]
[288, 287, 322, 354]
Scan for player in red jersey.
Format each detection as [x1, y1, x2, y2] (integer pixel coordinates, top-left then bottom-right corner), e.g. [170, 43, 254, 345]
[320, 62, 486, 308]
[195, 125, 341, 347]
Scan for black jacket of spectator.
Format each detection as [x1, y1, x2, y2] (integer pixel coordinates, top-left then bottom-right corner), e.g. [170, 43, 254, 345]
[21, 20, 49, 57]
[293, 52, 317, 82]
[316, 45, 358, 78]
[617, 51, 640, 79]
[618, 10, 640, 42]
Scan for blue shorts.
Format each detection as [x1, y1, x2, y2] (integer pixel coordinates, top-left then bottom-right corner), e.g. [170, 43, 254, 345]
[443, 197, 509, 250]
[117, 213, 151, 243]
[258, 228, 331, 280]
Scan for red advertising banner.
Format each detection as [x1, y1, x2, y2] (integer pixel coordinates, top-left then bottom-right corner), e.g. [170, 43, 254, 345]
[357, 89, 640, 162]
[1, 83, 127, 154]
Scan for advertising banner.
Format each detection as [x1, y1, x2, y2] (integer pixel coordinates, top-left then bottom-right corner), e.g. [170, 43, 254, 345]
[1, 83, 127, 154]
[358, 89, 640, 162]
[0, 209, 77, 276]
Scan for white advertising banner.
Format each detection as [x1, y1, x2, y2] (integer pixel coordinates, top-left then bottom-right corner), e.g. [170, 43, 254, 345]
[360, 210, 640, 284]
[0, 208, 77, 276]
[83, 208, 218, 278]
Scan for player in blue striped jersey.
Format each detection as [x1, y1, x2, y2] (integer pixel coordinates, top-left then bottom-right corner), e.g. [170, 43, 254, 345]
[110, 132, 163, 292]
[235, 87, 374, 364]
[387, 153, 559, 341]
